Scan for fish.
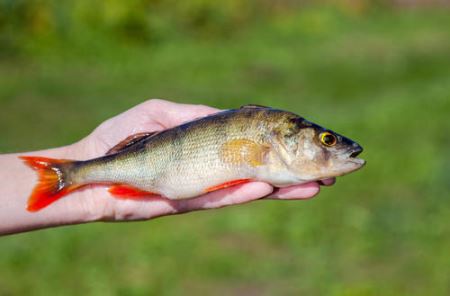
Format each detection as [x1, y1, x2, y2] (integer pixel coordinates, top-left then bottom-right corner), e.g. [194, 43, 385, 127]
[20, 105, 365, 212]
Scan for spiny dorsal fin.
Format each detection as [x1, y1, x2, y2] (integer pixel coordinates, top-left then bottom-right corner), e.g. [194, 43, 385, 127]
[106, 132, 159, 155]
[240, 104, 270, 109]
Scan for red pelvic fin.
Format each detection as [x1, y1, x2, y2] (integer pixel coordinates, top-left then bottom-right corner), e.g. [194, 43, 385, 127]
[109, 185, 156, 199]
[205, 179, 251, 193]
[19, 156, 80, 212]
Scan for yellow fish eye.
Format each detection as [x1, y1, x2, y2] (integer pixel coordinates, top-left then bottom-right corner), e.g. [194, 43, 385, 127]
[320, 132, 337, 147]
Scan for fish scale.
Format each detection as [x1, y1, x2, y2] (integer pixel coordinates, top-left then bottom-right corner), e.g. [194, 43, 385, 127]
[20, 105, 365, 212]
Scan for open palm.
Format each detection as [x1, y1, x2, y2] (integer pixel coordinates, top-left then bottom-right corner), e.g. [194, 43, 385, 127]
[71, 99, 334, 221]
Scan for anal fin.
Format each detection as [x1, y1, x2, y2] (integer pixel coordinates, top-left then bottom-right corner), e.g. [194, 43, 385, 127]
[109, 185, 157, 199]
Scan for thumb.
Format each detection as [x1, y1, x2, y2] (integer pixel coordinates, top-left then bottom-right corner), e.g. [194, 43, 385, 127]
[175, 182, 274, 212]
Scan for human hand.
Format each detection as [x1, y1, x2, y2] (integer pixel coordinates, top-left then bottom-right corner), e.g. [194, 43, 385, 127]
[0, 99, 336, 235]
[67, 99, 335, 221]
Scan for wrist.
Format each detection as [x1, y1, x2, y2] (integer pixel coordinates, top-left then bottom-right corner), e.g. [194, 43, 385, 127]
[0, 144, 99, 235]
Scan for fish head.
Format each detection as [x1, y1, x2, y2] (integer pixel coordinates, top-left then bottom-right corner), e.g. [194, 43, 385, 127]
[272, 115, 366, 181]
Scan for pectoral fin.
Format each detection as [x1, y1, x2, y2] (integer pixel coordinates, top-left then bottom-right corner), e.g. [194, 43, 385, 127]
[219, 139, 270, 167]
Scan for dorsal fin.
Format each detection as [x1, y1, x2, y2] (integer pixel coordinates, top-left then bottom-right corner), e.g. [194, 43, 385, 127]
[240, 104, 270, 109]
[106, 132, 159, 155]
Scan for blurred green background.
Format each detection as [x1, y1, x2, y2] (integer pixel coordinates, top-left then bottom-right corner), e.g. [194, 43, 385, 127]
[1, 0, 449, 295]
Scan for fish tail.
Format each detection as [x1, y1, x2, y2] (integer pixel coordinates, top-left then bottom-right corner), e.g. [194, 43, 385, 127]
[19, 156, 82, 212]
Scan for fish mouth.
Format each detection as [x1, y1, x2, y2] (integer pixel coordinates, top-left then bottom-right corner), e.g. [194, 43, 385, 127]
[347, 145, 366, 166]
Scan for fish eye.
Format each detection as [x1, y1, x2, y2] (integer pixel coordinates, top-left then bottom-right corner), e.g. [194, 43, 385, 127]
[320, 132, 337, 147]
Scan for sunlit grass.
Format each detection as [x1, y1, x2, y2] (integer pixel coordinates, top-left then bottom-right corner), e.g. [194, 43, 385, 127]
[0, 8, 449, 295]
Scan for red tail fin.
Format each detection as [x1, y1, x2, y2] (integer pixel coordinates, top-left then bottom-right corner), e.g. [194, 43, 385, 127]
[20, 156, 80, 212]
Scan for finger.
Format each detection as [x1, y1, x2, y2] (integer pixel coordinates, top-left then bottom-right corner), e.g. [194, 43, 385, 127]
[174, 182, 273, 212]
[96, 182, 273, 221]
[89, 99, 221, 153]
[141, 99, 221, 127]
[266, 182, 320, 200]
[106, 195, 179, 220]
[319, 178, 336, 186]
[164, 103, 221, 127]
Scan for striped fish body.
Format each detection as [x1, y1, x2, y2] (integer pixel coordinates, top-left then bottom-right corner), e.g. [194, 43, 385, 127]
[72, 107, 292, 199]
[21, 105, 365, 211]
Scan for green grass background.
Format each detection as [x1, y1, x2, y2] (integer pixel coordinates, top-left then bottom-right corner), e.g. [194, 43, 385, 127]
[0, 3, 449, 295]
